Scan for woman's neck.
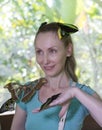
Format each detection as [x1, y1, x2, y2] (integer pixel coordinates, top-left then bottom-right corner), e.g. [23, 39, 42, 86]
[45, 72, 70, 91]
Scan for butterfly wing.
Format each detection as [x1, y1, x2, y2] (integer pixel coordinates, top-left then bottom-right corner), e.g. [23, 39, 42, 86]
[40, 93, 61, 111]
[4, 82, 23, 101]
[0, 98, 15, 113]
[22, 78, 47, 102]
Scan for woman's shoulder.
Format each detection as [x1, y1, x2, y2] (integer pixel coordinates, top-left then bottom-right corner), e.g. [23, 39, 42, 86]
[19, 77, 47, 103]
[75, 82, 95, 95]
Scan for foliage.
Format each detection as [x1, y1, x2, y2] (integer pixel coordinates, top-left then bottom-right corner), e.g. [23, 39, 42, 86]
[74, 0, 102, 95]
[0, 0, 60, 87]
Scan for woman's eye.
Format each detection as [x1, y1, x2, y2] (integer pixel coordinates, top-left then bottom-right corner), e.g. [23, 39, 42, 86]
[49, 49, 57, 54]
[36, 50, 43, 55]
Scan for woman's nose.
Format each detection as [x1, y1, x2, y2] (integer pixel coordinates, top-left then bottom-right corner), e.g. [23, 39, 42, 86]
[43, 54, 49, 64]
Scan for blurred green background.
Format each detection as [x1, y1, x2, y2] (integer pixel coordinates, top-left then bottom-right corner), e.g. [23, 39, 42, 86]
[0, 0, 102, 106]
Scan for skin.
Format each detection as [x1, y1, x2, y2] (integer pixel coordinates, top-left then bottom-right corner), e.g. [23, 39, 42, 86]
[35, 32, 70, 77]
[11, 31, 102, 130]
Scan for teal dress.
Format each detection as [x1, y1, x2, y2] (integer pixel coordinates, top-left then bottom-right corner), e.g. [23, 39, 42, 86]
[17, 81, 95, 130]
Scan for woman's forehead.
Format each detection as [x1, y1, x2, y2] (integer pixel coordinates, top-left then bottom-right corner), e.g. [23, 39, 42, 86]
[37, 31, 57, 38]
[35, 32, 63, 48]
[36, 32, 60, 43]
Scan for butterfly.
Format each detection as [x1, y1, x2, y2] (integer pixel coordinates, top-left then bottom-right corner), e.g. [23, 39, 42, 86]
[0, 78, 47, 113]
[2, 78, 61, 113]
[4, 78, 47, 103]
[40, 93, 61, 111]
[39, 22, 78, 39]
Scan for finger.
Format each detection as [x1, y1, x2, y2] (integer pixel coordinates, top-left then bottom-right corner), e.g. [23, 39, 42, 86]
[59, 103, 69, 118]
[49, 97, 66, 107]
[49, 100, 58, 107]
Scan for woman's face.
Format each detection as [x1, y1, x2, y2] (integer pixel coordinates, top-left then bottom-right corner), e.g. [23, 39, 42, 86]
[35, 32, 70, 77]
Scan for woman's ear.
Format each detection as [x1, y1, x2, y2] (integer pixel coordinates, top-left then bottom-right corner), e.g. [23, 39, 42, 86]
[66, 43, 73, 57]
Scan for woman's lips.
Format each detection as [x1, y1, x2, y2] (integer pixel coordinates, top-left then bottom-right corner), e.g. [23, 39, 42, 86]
[44, 65, 55, 71]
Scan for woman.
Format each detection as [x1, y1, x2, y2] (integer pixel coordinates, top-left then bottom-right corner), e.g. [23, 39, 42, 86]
[11, 22, 102, 130]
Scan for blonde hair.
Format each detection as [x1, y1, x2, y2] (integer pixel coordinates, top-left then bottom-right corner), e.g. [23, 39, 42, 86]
[62, 35, 78, 82]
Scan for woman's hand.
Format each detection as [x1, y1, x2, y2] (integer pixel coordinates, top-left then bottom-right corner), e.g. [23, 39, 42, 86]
[32, 87, 75, 118]
[49, 87, 75, 117]
[49, 87, 75, 107]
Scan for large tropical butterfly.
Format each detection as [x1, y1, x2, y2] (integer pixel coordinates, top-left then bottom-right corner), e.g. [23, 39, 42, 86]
[4, 78, 47, 102]
[0, 78, 61, 113]
[0, 78, 47, 113]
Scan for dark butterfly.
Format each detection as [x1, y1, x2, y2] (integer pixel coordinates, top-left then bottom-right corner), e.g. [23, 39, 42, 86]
[57, 23, 78, 33]
[38, 22, 78, 39]
[40, 93, 61, 111]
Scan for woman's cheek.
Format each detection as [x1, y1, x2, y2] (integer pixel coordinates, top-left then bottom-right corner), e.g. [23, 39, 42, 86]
[36, 57, 42, 65]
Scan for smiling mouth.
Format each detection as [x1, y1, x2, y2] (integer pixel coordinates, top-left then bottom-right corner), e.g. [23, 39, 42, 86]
[44, 65, 55, 71]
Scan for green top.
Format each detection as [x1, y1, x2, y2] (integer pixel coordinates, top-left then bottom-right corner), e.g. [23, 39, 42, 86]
[17, 81, 95, 130]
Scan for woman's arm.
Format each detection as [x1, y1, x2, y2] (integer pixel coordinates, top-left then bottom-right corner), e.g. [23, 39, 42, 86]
[11, 105, 27, 130]
[74, 87, 102, 127]
[50, 87, 102, 127]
